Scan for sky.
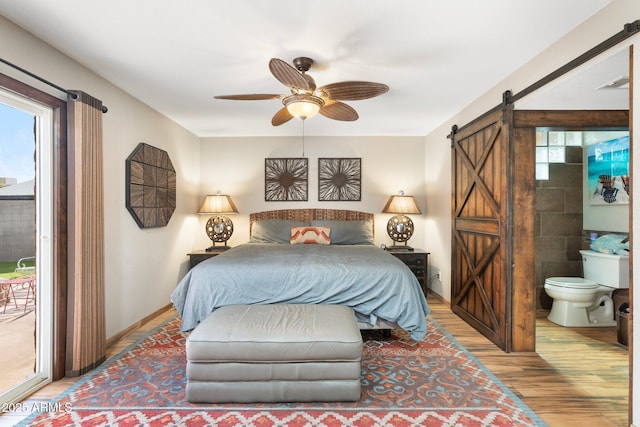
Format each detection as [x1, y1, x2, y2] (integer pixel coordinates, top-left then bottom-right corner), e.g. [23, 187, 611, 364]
[0, 103, 36, 184]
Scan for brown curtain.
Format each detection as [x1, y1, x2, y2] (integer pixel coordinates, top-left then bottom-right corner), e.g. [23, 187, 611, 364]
[65, 91, 105, 377]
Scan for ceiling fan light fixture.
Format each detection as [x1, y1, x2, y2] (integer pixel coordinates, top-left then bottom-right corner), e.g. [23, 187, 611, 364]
[284, 94, 324, 120]
[215, 57, 387, 125]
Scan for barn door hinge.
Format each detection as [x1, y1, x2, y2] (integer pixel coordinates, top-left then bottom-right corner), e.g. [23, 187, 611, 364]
[501, 90, 513, 123]
[447, 125, 458, 147]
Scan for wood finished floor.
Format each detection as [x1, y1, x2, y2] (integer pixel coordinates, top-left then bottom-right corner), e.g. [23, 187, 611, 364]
[428, 297, 629, 427]
[0, 296, 629, 427]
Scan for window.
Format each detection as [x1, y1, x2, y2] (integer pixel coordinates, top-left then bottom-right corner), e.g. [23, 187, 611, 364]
[535, 130, 583, 180]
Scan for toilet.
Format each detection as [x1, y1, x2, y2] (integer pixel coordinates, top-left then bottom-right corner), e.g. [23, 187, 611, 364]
[544, 249, 629, 327]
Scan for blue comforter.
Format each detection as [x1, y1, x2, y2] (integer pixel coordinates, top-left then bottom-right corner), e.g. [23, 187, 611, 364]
[171, 243, 429, 341]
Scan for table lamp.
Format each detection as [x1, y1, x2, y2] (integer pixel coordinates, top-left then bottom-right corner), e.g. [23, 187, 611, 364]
[381, 190, 422, 250]
[198, 193, 238, 250]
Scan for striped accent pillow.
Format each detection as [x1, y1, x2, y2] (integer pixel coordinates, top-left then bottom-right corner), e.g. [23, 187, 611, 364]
[290, 226, 331, 245]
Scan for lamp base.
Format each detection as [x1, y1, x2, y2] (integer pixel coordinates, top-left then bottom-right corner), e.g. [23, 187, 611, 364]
[386, 215, 415, 248]
[205, 215, 234, 251]
[385, 245, 414, 251]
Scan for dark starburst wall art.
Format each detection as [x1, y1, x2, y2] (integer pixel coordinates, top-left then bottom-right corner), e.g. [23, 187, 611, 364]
[318, 158, 361, 201]
[264, 158, 308, 201]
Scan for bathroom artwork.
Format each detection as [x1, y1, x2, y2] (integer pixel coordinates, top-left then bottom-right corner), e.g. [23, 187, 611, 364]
[588, 135, 629, 205]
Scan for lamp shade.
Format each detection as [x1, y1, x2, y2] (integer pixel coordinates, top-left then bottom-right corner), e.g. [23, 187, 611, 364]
[198, 194, 238, 214]
[284, 94, 324, 120]
[381, 194, 422, 214]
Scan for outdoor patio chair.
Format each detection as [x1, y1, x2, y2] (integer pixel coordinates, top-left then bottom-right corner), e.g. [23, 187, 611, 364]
[15, 256, 35, 275]
[1, 276, 36, 314]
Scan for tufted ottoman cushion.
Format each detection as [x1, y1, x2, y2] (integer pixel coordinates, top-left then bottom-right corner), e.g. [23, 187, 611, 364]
[186, 304, 363, 403]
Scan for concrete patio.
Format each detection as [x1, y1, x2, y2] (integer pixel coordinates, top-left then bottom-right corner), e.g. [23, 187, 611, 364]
[0, 283, 36, 394]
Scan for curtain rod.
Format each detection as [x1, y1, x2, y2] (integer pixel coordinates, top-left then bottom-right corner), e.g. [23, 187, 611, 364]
[0, 57, 108, 113]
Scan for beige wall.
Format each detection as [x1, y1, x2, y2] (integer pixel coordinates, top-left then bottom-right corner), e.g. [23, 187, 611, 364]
[0, 16, 201, 338]
[197, 136, 427, 250]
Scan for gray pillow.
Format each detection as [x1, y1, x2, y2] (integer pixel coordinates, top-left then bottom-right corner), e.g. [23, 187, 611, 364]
[250, 220, 309, 243]
[310, 220, 374, 245]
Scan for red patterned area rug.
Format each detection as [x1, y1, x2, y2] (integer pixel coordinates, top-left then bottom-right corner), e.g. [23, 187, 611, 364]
[20, 315, 546, 426]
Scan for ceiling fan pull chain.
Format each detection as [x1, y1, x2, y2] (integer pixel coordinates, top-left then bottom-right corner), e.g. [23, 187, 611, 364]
[301, 120, 305, 157]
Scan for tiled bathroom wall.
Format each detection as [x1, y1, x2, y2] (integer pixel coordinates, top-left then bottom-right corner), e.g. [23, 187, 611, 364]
[535, 146, 584, 310]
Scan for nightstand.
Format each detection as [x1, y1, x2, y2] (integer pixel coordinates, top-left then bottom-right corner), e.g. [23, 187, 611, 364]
[187, 247, 228, 270]
[386, 248, 429, 296]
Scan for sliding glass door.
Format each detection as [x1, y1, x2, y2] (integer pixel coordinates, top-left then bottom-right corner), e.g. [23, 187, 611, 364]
[0, 89, 54, 403]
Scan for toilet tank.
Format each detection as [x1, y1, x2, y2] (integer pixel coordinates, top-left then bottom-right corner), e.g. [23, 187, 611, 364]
[579, 249, 629, 289]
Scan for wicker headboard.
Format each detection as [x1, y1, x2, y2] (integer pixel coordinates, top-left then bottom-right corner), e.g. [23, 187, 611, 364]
[249, 209, 374, 236]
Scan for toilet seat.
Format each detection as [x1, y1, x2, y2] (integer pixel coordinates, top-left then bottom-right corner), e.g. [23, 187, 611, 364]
[544, 250, 626, 328]
[545, 277, 599, 289]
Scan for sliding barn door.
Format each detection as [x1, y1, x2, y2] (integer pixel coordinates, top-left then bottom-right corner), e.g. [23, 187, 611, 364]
[451, 108, 513, 351]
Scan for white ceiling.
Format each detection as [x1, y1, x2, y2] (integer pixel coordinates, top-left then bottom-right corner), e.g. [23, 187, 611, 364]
[516, 48, 629, 110]
[0, 0, 623, 137]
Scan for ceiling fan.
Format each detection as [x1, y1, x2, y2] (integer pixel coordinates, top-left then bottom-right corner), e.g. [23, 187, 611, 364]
[214, 57, 389, 126]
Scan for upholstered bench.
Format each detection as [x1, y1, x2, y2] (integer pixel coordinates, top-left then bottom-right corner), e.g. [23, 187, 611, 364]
[186, 304, 363, 403]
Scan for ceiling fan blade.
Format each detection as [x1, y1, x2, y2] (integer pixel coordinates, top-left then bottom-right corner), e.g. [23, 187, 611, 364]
[214, 94, 283, 100]
[318, 81, 389, 101]
[319, 100, 359, 121]
[271, 107, 294, 126]
[269, 58, 310, 91]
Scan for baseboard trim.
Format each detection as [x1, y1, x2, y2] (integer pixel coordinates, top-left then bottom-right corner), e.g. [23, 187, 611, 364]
[426, 289, 449, 307]
[106, 303, 173, 349]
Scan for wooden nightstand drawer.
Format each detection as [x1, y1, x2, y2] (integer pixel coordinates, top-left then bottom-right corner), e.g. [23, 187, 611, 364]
[188, 248, 228, 270]
[396, 254, 425, 267]
[386, 248, 429, 296]
[411, 267, 426, 277]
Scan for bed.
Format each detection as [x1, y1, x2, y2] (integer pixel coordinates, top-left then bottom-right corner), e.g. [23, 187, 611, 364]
[171, 209, 429, 341]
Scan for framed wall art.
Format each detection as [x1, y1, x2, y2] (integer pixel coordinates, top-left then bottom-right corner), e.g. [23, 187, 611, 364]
[265, 158, 308, 201]
[587, 134, 629, 205]
[318, 158, 361, 201]
[126, 143, 176, 228]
